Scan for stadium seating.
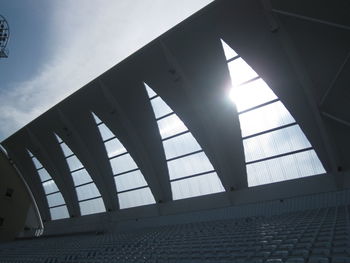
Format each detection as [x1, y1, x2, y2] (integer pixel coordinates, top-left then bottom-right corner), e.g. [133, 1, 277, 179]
[0, 206, 349, 262]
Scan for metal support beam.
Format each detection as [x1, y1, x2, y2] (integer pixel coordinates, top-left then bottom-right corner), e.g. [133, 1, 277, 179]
[271, 9, 350, 31]
[320, 52, 350, 106]
[322, 111, 350, 128]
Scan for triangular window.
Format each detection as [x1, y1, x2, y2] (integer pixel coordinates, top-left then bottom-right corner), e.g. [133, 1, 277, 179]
[55, 134, 106, 215]
[221, 39, 326, 186]
[92, 112, 155, 209]
[27, 150, 69, 220]
[145, 84, 224, 200]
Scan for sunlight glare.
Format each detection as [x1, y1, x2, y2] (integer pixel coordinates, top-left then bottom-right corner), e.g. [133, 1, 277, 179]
[228, 58, 258, 87]
[229, 78, 277, 112]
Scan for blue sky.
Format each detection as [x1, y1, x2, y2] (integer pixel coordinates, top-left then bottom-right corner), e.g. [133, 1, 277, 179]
[0, 0, 212, 142]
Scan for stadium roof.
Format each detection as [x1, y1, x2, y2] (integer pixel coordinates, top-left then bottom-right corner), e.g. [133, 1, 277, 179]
[1, 0, 350, 229]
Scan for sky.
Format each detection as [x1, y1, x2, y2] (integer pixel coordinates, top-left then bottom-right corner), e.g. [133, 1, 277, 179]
[0, 0, 213, 142]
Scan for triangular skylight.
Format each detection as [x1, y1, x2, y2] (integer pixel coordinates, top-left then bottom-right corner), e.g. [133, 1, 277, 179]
[92, 112, 155, 209]
[27, 149, 69, 220]
[55, 134, 106, 215]
[220, 39, 326, 186]
[145, 83, 224, 200]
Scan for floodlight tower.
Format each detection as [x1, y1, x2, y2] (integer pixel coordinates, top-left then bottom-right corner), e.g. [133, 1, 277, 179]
[0, 15, 10, 58]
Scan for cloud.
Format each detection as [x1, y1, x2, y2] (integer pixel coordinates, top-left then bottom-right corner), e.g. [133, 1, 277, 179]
[0, 0, 212, 141]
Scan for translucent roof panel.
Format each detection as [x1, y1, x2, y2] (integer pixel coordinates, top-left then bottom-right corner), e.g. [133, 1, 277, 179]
[98, 123, 115, 141]
[114, 170, 147, 192]
[221, 39, 326, 187]
[32, 157, 43, 170]
[27, 150, 34, 157]
[144, 83, 157, 98]
[150, 96, 173, 119]
[71, 169, 93, 187]
[66, 155, 84, 171]
[243, 125, 311, 162]
[50, 205, 69, 220]
[42, 180, 59, 195]
[239, 101, 295, 137]
[230, 78, 277, 112]
[76, 183, 101, 201]
[46, 192, 65, 207]
[145, 83, 224, 201]
[118, 188, 155, 209]
[167, 152, 215, 180]
[60, 143, 73, 157]
[220, 39, 238, 60]
[56, 138, 96, 188]
[110, 153, 138, 175]
[104, 138, 127, 158]
[163, 132, 201, 160]
[92, 112, 102, 125]
[157, 114, 188, 139]
[55, 134, 105, 216]
[228, 57, 258, 87]
[92, 114, 126, 158]
[55, 134, 63, 143]
[247, 150, 326, 187]
[27, 149, 69, 220]
[91, 112, 155, 209]
[79, 197, 106, 216]
[57, 140, 72, 158]
[38, 168, 51, 182]
[171, 172, 224, 200]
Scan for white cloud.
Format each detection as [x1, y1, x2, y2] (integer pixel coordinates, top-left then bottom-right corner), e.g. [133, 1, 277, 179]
[0, 0, 212, 141]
